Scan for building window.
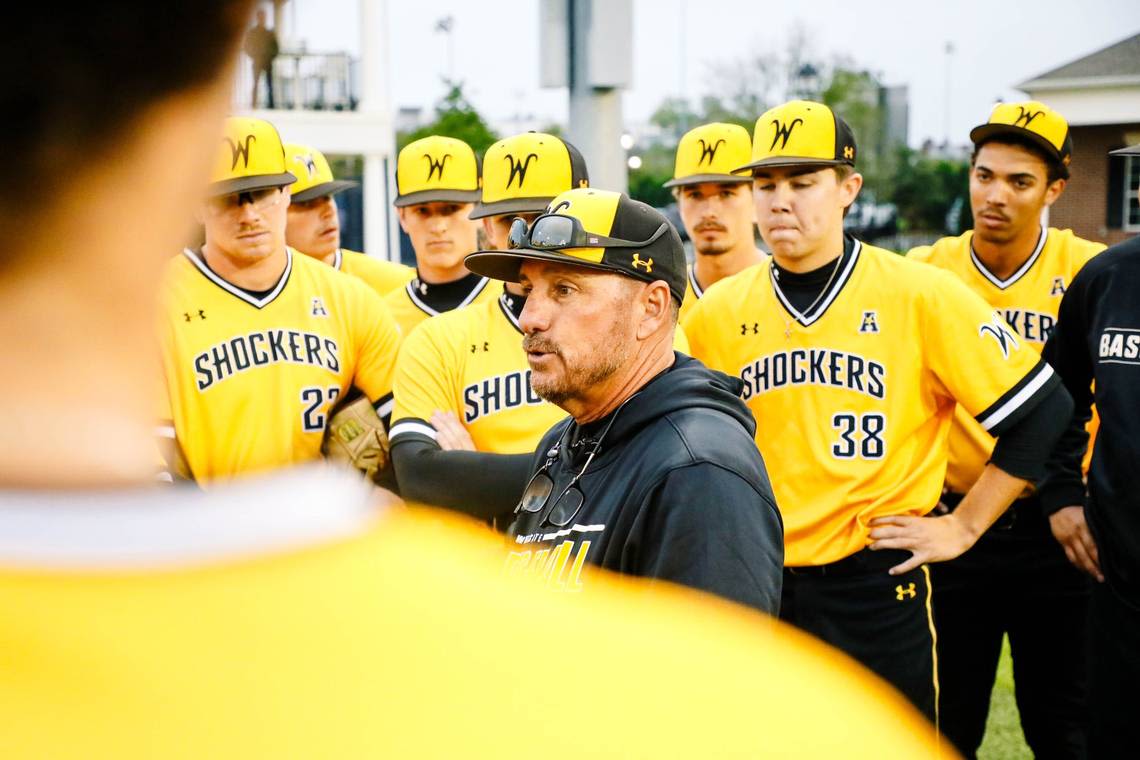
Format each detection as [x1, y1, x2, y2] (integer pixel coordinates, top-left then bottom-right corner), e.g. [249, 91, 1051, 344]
[1126, 156, 1140, 232]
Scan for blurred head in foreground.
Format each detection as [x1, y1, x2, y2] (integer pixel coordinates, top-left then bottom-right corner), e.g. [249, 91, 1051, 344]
[0, 0, 255, 485]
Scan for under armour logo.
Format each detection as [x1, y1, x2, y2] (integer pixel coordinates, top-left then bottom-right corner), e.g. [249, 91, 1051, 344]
[631, 254, 653, 273]
[470, 341, 490, 353]
[1051, 277, 1066, 296]
[311, 297, 328, 317]
[504, 152, 539, 189]
[859, 310, 879, 333]
[1014, 106, 1044, 129]
[423, 153, 452, 181]
[895, 583, 916, 601]
[843, 145, 855, 160]
[225, 135, 257, 170]
[740, 323, 759, 335]
[697, 138, 726, 166]
[769, 118, 804, 150]
[979, 313, 1019, 359]
[182, 310, 206, 322]
[296, 152, 318, 178]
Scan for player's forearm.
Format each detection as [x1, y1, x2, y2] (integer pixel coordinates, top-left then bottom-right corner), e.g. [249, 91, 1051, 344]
[390, 440, 531, 521]
[953, 464, 1031, 540]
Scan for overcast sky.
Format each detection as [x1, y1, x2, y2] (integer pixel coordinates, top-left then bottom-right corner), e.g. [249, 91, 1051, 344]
[285, 0, 1140, 146]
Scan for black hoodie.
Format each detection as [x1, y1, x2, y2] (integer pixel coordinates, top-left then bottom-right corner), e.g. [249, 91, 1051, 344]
[508, 353, 783, 615]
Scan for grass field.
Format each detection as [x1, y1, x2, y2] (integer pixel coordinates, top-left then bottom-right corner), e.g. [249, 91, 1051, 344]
[976, 636, 1032, 760]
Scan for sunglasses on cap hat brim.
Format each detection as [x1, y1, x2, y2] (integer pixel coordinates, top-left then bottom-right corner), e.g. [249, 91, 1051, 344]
[506, 212, 669, 251]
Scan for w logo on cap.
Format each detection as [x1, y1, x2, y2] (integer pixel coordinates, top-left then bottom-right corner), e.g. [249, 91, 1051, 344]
[423, 153, 451, 181]
[297, 153, 318, 178]
[769, 118, 804, 150]
[697, 138, 726, 166]
[505, 152, 539, 188]
[226, 135, 257, 170]
[1014, 106, 1045, 129]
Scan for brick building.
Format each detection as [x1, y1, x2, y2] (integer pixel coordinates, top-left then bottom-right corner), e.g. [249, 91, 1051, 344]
[1018, 32, 1140, 246]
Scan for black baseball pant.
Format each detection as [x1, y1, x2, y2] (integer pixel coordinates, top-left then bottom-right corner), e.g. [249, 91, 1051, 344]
[1088, 581, 1140, 759]
[781, 547, 939, 723]
[931, 493, 1089, 760]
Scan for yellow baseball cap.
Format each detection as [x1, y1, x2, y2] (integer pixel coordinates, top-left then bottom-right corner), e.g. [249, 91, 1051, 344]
[465, 188, 687, 304]
[970, 101, 1073, 171]
[738, 101, 858, 173]
[470, 132, 589, 219]
[284, 143, 358, 202]
[394, 135, 481, 207]
[664, 122, 752, 188]
[208, 116, 296, 197]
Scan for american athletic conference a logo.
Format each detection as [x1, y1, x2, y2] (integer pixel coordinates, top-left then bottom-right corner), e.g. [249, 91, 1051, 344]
[697, 138, 726, 166]
[226, 135, 257, 170]
[423, 153, 451, 181]
[504, 152, 539, 189]
[769, 118, 804, 150]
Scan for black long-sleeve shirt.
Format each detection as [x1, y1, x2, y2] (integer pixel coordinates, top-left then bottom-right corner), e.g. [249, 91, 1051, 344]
[1040, 235, 1140, 606]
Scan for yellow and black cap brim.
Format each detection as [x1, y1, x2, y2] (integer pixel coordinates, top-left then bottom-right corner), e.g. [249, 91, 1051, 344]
[291, 179, 358, 203]
[969, 123, 1073, 167]
[1110, 144, 1140, 157]
[469, 195, 555, 220]
[208, 172, 297, 198]
[465, 247, 621, 284]
[394, 188, 482, 208]
[663, 172, 752, 188]
[736, 156, 848, 172]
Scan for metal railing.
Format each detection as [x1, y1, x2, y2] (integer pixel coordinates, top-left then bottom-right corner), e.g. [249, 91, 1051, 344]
[234, 51, 357, 111]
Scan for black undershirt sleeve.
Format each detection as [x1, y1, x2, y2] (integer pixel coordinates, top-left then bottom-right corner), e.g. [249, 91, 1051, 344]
[390, 439, 531, 522]
[989, 381, 1074, 483]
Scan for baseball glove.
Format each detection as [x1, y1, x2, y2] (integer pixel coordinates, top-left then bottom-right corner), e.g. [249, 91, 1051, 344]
[322, 394, 390, 483]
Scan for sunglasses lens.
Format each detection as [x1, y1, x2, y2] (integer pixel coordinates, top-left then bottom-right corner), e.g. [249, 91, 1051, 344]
[507, 217, 529, 249]
[519, 473, 554, 513]
[547, 488, 584, 527]
[528, 216, 575, 249]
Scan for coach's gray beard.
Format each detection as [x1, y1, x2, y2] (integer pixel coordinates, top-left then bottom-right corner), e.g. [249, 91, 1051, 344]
[529, 327, 632, 408]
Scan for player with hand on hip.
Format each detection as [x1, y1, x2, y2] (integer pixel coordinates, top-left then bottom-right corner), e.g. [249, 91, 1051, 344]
[683, 100, 1074, 719]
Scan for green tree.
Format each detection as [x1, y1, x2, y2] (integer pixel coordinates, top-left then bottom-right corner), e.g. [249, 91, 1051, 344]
[398, 80, 498, 154]
[887, 146, 970, 233]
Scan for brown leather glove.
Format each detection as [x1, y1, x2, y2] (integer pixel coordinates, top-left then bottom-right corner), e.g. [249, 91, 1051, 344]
[321, 395, 390, 483]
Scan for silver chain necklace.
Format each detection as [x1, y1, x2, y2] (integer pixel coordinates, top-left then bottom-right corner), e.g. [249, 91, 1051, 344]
[774, 252, 844, 339]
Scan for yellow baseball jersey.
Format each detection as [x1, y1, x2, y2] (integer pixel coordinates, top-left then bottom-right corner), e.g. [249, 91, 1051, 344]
[0, 467, 943, 759]
[684, 240, 1056, 566]
[909, 228, 1103, 492]
[391, 289, 568, 454]
[158, 248, 401, 483]
[384, 274, 498, 339]
[334, 248, 415, 297]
